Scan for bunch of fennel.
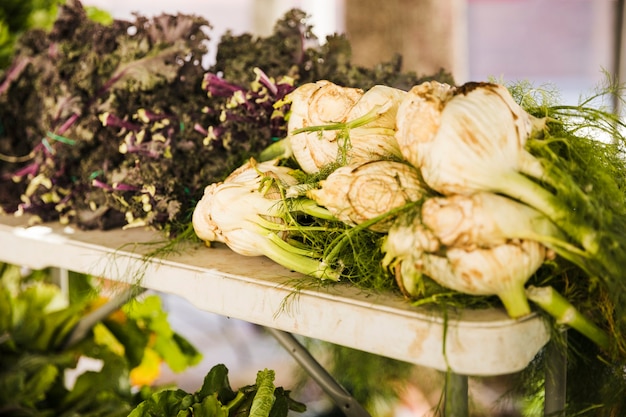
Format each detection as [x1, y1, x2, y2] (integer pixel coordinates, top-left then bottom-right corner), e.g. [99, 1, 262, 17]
[192, 78, 626, 415]
[195, 78, 626, 358]
[192, 157, 340, 281]
[386, 80, 626, 351]
[289, 80, 625, 353]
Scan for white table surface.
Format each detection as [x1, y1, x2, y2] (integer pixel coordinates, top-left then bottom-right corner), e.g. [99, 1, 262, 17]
[0, 214, 550, 376]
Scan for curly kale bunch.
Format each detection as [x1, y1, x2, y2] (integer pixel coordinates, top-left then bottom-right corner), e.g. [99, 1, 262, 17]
[0, 0, 213, 229]
[213, 8, 454, 91]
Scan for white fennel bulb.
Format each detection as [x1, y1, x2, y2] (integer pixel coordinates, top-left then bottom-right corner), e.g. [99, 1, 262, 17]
[419, 192, 564, 250]
[307, 160, 425, 232]
[192, 158, 339, 280]
[192, 158, 296, 255]
[398, 81, 609, 269]
[287, 80, 363, 173]
[395, 81, 455, 168]
[344, 85, 406, 164]
[410, 82, 546, 195]
[411, 241, 546, 318]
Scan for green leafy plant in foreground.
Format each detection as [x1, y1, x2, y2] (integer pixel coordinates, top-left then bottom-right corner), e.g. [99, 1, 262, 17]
[130, 365, 305, 417]
[0, 262, 203, 416]
[0, 263, 305, 417]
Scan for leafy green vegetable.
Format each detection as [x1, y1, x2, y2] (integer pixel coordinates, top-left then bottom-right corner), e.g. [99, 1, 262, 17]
[0, 262, 201, 416]
[128, 389, 195, 417]
[249, 369, 276, 417]
[130, 364, 304, 417]
[195, 363, 236, 402]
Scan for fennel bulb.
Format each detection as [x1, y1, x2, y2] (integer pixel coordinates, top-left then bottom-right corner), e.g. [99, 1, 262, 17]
[395, 80, 455, 168]
[307, 160, 425, 232]
[287, 80, 363, 173]
[343, 85, 406, 164]
[379, 194, 551, 318]
[192, 158, 339, 280]
[192, 158, 296, 255]
[396, 81, 618, 277]
[400, 240, 546, 318]
[400, 81, 546, 195]
[418, 192, 590, 261]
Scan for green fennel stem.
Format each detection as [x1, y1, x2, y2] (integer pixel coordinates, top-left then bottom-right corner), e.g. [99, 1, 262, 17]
[526, 285, 610, 350]
[517, 149, 562, 191]
[322, 201, 419, 266]
[259, 139, 292, 161]
[262, 233, 340, 281]
[291, 104, 389, 136]
[497, 283, 531, 318]
[496, 170, 599, 254]
[267, 232, 320, 258]
[291, 198, 337, 220]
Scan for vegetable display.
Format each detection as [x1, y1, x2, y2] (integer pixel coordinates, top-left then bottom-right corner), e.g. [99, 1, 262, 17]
[0, 0, 449, 234]
[2, 0, 626, 414]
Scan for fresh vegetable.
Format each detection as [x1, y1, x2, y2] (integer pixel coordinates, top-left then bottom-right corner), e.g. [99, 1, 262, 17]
[1, 2, 450, 232]
[5, 1, 626, 413]
[286, 83, 406, 173]
[205, 78, 626, 414]
[394, 80, 455, 168]
[129, 364, 304, 417]
[0, 0, 214, 231]
[399, 82, 546, 196]
[307, 160, 425, 233]
[337, 84, 406, 164]
[525, 285, 609, 349]
[414, 240, 547, 318]
[381, 192, 592, 300]
[287, 80, 364, 173]
[192, 158, 340, 280]
[414, 192, 567, 250]
[249, 369, 276, 417]
[396, 81, 626, 286]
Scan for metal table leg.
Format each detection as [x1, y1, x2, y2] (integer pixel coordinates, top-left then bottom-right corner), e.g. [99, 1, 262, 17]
[444, 372, 469, 417]
[265, 327, 372, 417]
[49, 267, 69, 296]
[544, 332, 567, 416]
[63, 286, 146, 348]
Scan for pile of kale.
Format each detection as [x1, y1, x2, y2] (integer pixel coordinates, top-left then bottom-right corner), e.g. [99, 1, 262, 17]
[0, 0, 453, 233]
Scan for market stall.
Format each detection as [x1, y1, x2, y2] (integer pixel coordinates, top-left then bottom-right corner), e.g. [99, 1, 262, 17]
[2, 1, 626, 416]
